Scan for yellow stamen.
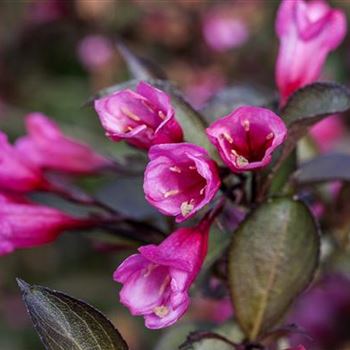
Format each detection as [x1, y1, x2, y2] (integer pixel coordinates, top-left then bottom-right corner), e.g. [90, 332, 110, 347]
[126, 126, 133, 132]
[154, 305, 169, 318]
[169, 166, 181, 173]
[164, 189, 180, 198]
[121, 107, 141, 121]
[181, 200, 194, 216]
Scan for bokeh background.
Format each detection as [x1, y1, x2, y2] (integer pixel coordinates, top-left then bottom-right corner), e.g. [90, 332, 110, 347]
[1, 1, 350, 349]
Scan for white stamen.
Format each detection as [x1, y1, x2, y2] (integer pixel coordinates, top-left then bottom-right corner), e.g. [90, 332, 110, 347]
[188, 166, 196, 170]
[242, 119, 250, 131]
[169, 166, 181, 173]
[266, 132, 274, 140]
[236, 155, 249, 167]
[158, 111, 166, 120]
[181, 200, 194, 216]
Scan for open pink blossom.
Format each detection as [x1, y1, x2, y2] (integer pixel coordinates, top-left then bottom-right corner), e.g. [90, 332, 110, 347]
[0, 132, 44, 192]
[114, 216, 212, 329]
[276, 0, 347, 105]
[0, 192, 86, 256]
[206, 106, 287, 172]
[143, 143, 220, 222]
[15, 113, 112, 174]
[94, 81, 183, 149]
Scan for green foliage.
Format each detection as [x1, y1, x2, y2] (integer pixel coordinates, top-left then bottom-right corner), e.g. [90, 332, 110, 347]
[17, 280, 128, 350]
[228, 197, 320, 340]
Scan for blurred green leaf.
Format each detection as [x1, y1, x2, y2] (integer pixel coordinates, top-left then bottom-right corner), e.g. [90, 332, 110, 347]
[17, 279, 128, 350]
[228, 197, 319, 340]
[201, 85, 276, 123]
[116, 41, 167, 80]
[293, 153, 350, 185]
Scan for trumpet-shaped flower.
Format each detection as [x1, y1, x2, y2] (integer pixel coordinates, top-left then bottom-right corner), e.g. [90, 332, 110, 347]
[114, 216, 212, 329]
[94, 81, 183, 149]
[206, 106, 287, 172]
[143, 143, 220, 222]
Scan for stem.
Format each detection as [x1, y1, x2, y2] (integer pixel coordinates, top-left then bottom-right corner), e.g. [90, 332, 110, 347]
[179, 331, 242, 350]
[43, 181, 121, 216]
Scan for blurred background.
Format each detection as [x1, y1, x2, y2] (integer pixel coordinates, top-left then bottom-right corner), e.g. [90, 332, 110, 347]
[1, 1, 350, 349]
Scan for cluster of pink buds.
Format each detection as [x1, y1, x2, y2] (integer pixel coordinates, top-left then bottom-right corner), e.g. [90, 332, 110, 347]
[95, 82, 288, 328]
[276, 0, 346, 105]
[0, 192, 87, 256]
[0, 113, 111, 255]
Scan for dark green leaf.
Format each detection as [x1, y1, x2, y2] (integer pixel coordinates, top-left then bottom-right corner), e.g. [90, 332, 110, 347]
[282, 82, 350, 126]
[228, 197, 319, 340]
[268, 151, 297, 195]
[17, 279, 128, 350]
[258, 83, 350, 200]
[116, 41, 167, 80]
[293, 153, 350, 185]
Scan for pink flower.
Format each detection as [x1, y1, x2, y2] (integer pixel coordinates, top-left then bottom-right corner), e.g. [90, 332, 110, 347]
[77, 35, 113, 70]
[202, 9, 249, 52]
[276, 0, 347, 104]
[309, 115, 344, 153]
[0, 192, 85, 256]
[143, 143, 220, 222]
[206, 106, 287, 172]
[0, 132, 44, 192]
[15, 113, 112, 174]
[94, 81, 183, 149]
[113, 217, 211, 329]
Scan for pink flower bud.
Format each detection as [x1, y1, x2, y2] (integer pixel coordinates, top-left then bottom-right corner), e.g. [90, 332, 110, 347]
[276, 0, 347, 104]
[0, 132, 44, 192]
[202, 9, 249, 52]
[114, 217, 211, 329]
[15, 113, 112, 174]
[309, 114, 344, 153]
[143, 143, 220, 222]
[206, 106, 287, 172]
[77, 35, 113, 71]
[94, 81, 183, 149]
[0, 192, 84, 256]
